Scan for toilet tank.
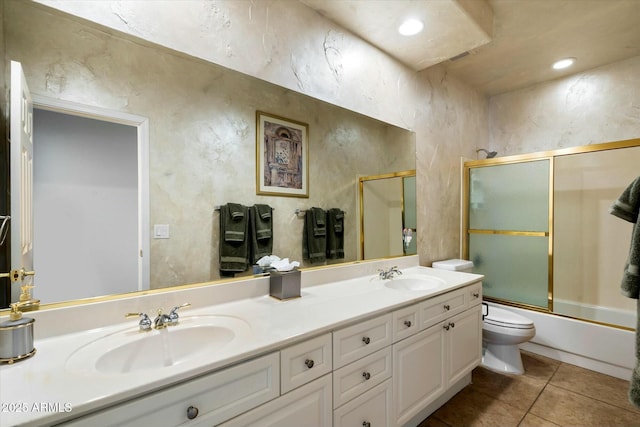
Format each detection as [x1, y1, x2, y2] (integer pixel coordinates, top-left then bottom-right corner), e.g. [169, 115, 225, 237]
[432, 259, 474, 273]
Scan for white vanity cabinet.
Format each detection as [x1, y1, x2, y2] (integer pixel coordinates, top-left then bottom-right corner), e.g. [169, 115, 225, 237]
[218, 374, 333, 427]
[56, 352, 280, 427]
[393, 284, 482, 426]
[50, 280, 482, 427]
[332, 313, 394, 427]
[220, 333, 334, 427]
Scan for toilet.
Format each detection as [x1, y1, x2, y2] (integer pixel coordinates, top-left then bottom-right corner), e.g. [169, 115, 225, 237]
[431, 259, 536, 375]
[481, 304, 535, 374]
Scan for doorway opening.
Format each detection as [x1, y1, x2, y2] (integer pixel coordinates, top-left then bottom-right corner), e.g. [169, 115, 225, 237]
[30, 96, 149, 304]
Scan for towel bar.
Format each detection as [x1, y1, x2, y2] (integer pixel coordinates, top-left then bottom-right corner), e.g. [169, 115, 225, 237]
[214, 205, 276, 212]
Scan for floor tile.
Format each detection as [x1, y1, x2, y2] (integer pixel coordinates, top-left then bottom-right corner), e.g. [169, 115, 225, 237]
[469, 366, 546, 411]
[418, 416, 451, 427]
[520, 351, 561, 382]
[432, 386, 526, 427]
[419, 358, 639, 427]
[517, 413, 561, 427]
[530, 384, 640, 427]
[549, 362, 640, 414]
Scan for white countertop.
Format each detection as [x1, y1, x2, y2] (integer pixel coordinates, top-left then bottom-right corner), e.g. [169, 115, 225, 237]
[0, 264, 482, 426]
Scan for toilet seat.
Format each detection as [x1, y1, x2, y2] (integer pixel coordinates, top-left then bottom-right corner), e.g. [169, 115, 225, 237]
[484, 306, 534, 330]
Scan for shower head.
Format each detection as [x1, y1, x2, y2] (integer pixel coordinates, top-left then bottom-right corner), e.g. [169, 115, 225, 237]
[476, 148, 498, 159]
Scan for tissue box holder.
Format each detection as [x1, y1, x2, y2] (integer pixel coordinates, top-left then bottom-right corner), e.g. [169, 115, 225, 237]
[269, 269, 301, 300]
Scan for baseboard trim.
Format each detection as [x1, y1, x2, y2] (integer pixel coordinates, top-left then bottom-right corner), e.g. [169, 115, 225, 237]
[521, 341, 633, 380]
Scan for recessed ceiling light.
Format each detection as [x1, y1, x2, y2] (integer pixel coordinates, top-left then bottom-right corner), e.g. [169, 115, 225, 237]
[552, 58, 576, 70]
[398, 19, 424, 36]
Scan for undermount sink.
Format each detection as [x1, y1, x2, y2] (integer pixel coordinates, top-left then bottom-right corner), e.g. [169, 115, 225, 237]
[66, 315, 251, 374]
[384, 275, 446, 292]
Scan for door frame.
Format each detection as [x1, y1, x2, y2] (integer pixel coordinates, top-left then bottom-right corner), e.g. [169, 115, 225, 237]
[31, 94, 150, 291]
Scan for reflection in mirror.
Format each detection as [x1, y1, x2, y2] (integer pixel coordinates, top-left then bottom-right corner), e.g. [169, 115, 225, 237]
[360, 171, 417, 260]
[32, 108, 146, 305]
[2, 1, 416, 309]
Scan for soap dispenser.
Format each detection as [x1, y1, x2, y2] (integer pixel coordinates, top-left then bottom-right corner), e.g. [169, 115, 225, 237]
[0, 301, 36, 364]
[0, 292, 36, 364]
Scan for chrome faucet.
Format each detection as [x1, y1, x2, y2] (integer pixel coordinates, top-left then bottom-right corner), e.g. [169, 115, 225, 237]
[168, 303, 191, 325]
[125, 312, 153, 332]
[126, 302, 191, 331]
[378, 266, 402, 280]
[153, 309, 172, 329]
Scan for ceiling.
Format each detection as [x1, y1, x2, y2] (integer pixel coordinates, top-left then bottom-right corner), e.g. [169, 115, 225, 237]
[300, 0, 640, 96]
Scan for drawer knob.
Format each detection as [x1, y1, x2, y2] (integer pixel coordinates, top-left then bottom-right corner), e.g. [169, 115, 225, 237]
[186, 405, 199, 420]
[443, 304, 450, 311]
[363, 422, 371, 427]
[362, 336, 371, 345]
[362, 371, 371, 380]
[450, 322, 455, 328]
[404, 320, 412, 327]
[443, 324, 450, 331]
[305, 359, 315, 369]
[473, 292, 480, 298]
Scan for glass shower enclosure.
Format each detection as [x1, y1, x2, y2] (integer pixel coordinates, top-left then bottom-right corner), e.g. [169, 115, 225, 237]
[463, 139, 640, 329]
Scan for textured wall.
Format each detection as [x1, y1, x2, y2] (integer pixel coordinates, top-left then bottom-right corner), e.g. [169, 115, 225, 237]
[416, 65, 489, 265]
[17, 0, 486, 290]
[35, 0, 419, 131]
[489, 55, 640, 155]
[6, 1, 415, 289]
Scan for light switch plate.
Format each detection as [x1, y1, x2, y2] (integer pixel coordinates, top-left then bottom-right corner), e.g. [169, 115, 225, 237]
[153, 224, 170, 239]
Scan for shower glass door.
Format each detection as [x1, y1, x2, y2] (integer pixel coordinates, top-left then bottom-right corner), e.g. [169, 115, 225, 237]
[466, 159, 551, 309]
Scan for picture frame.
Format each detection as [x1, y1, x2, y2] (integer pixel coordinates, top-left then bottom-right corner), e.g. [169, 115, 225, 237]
[256, 111, 309, 198]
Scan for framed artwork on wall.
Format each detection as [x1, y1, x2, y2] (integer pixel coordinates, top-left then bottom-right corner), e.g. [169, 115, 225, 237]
[256, 111, 309, 198]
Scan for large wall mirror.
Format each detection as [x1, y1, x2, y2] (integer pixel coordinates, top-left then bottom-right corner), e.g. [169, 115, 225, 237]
[1, 1, 416, 309]
[360, 171, 417, 260]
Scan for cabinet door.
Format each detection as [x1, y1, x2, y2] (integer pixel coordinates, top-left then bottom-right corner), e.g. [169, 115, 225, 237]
[218, 374, 332, 427]
[445, 305, 482, 386]
[334, 378, 393, 427]
[392, 325, 445, 427]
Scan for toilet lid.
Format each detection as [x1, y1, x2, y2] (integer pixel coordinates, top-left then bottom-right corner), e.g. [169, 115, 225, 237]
[484, 306, 534, 329]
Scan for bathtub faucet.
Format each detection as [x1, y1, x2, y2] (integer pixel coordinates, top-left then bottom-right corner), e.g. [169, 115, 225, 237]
[378, 266, 402, 280]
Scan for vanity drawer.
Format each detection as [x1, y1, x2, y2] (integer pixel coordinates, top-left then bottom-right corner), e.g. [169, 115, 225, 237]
[467, 282, 482, 306]
[333, 313, 392, 368]
[57, 353, 279, 427]
[281, 333, 332, 394]
[419, 288, 466, 330]
[392, 303, 420, 342]
[333, 347, 392, 408]
[333, 378, 393, 427]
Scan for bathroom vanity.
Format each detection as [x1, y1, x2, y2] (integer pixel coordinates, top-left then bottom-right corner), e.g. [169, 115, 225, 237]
[0, 258, 482, 427]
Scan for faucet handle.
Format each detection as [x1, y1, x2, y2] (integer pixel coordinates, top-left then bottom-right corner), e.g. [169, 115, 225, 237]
[168, 303, 191, 324]
[126, 312, 152, 331]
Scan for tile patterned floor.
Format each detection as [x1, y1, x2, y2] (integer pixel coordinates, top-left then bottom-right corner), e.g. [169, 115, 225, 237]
[420, 351, 640, 427]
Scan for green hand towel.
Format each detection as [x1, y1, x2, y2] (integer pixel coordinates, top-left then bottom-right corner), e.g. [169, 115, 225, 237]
[610, 176, 640, 408]
[220, 203, 250, 273]
[610, 176, 640, 299]
[327, 208, 345, 260]
[304, 208, 326, 263]
[251, 204, 273, 263]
